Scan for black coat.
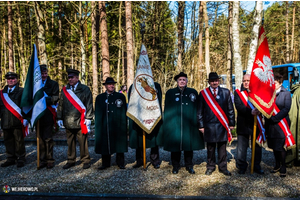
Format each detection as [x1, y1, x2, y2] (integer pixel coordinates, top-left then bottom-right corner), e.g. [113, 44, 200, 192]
[57, 81, 93, 129]
[266, 86, 291, 139]
[39, 76, 59, 125]
[0, 84, 23, 129]
[234, 88, 256, 135]
[198, 86, 235, 143]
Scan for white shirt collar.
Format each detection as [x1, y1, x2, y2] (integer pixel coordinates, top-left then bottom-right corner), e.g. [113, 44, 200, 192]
[209, 86, 218, 94]
[8, 85, 16, 93]
[71, 82, 79, 91]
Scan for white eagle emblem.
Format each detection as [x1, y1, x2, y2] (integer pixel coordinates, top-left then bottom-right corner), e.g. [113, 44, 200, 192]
[253, 55, 274, 87]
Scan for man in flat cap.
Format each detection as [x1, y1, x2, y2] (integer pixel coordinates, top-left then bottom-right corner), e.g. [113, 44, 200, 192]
[94, 77, 127, 170]
[57, 69, 93, 169]
[37, 65, 59, 169]
[158, 72, 204, 174]
[128, 82, 162, 169]
[0, 72, 28, 168]
[198, 72, 235, 176]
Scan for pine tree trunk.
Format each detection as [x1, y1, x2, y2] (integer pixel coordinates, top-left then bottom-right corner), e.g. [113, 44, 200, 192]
[16, 4, 26, 84]
[232, 1, 242, 90]
[125, 1, 134, 88]
[92, 1, 99, 101]
[198, 1, 204, 89]
[34, 2, 48, 65]
[117, 1, 122, 91]
[203, 1, 210, 77]
[58, 2, 63, 85]
[227, 1, 233, 91]
[177, 1, 185, 72]
[79, 1, 86, 84]
[7, 1, 14, 72]
[286, 1, 289, 63]
[100, 1, 110, 90]
[291, 4, 295, 62]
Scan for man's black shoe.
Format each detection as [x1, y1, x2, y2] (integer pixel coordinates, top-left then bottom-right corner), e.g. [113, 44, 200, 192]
[1, 161, 15, 167]
[17, 162, 25, 168]
[118, 165, 126, 169]
[63, 162, 75, 169]
[219, 169, 231, 176]
[133, 162, 142, 168]
[47, 163, 55, 169]
[205, 169, 214, 175]
[172, 167, 179, 174]
[153, 164, 160, 169]
[238, 169, 246, 174]
[98, 165, 109, 170]
[254, 169, 264, 175]
[270, 167, 280, 173]
[39, 163, 47, 169]
[83, 163, 90, 169]
[186, 167, 195, 174]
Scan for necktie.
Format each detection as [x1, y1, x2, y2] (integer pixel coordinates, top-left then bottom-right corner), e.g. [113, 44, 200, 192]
[71, 86, 75, 92]
[8, 89, 12, 93]
[213, 89, 217, 98]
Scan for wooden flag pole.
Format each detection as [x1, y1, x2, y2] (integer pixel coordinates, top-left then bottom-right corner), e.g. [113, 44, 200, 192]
[251, 116, 257, 174]
[37, 120, 40, 170]
[143, 131, 146, 169]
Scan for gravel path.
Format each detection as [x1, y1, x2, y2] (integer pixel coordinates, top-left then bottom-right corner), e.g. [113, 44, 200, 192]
[1, 142, 300, 198]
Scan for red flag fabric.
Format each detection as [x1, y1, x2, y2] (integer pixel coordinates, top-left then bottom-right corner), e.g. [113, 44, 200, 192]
[248, 26, 276, 118]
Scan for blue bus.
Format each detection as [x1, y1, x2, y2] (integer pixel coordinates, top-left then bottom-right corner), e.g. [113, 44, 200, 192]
[243, 63, 300, 92]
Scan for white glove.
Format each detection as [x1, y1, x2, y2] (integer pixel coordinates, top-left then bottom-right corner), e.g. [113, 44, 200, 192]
[84, 119, 91, 126]
[84, 119, 91, 132]
[23, 119, 29, 127]
[57, 120, 64, 128]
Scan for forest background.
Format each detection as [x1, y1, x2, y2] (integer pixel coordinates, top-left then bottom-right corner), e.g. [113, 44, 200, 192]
[0, 1, 299, 101]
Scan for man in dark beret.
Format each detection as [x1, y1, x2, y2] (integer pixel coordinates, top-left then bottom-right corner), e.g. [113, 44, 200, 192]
[94, 77, 128, 170]
[37, 65, 59, 169]
[198, 72, 235, 176]
[158, 72, 204, 174]
[57, 68, 93, 169]
[0, 72, 28, 168]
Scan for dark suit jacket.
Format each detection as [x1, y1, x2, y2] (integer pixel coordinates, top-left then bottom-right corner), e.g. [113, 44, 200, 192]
[198, 86, 235, 143]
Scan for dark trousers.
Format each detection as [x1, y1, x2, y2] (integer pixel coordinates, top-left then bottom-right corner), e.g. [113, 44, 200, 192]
[102, 153, 124, 167]
[66, 129, 90, 164]
[136, 146, 160, 166]
[207, 142, 227, 171]
[3, 129, 26, 163]
[236, 134, 262, 171]
[171, 151, 193, 168]
[39, 123, 54, 164]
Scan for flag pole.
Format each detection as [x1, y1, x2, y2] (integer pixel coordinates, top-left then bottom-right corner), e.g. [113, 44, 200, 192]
[37, 120, 40, 170]
[251, 116, 257, 174]
[143, 131, 146, 169]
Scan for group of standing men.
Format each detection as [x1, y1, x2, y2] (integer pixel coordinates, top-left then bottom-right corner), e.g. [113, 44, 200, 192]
[1, 67, 265, 176]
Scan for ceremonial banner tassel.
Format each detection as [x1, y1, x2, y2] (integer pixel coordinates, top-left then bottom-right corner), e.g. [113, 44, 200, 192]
[127, 44, 162, 169]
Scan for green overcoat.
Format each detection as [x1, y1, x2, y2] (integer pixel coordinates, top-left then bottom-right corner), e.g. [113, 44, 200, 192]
[128, 82, 163, 149]
[287, 84, 300, 164]
[94, 91, 128, 155]
[157, 86, 204, 152]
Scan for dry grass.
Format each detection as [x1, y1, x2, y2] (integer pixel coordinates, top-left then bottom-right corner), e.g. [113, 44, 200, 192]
[1, 141, 300, 198]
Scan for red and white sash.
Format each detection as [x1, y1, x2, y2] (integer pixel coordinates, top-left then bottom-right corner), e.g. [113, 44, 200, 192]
[201, 88, 232, 143]
[44, 92, 58, 131]
[0, 90, 29, 137]
[62, 87, 88, 134]
[235, 89, 266, 144]
[273, 105, 295, 150]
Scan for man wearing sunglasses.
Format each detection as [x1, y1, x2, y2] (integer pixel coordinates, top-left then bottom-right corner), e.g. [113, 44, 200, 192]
[57, 69, 93, 169]
[0, 72, 28, 168]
